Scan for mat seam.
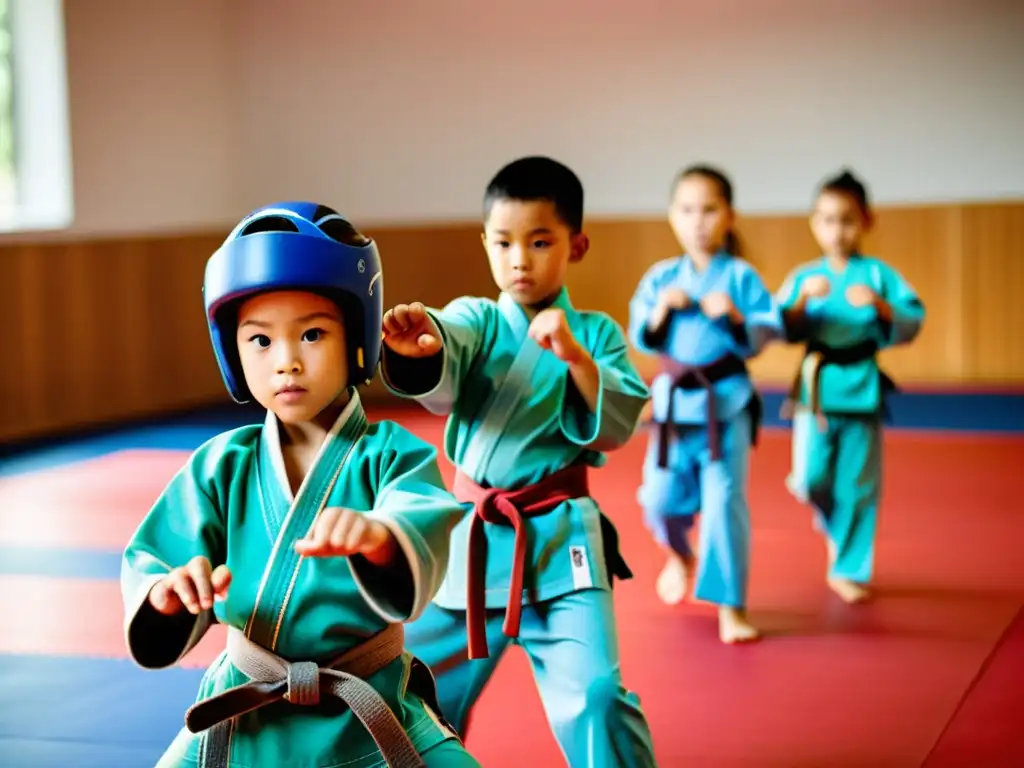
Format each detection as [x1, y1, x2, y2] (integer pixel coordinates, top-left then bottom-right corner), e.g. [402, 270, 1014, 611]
[917, 601, 1024, 767]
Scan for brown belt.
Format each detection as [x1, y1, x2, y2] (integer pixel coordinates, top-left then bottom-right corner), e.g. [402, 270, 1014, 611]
[454, 464, 590, 660]
[184, 623, 424, 768]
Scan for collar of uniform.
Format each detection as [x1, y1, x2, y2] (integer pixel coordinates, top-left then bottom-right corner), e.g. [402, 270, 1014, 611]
[263, 387, 363, 499]
[498, 285, 579, 339]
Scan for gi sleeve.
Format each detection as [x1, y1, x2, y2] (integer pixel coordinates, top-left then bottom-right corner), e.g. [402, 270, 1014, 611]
[121, 439, 229, 669]
[561, 315, 651, 452]
[381, 297, 490, 416]
[350, 426, 466, 623]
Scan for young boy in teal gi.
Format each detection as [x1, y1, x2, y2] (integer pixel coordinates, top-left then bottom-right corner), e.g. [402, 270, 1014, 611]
[379, 157, 660, 767]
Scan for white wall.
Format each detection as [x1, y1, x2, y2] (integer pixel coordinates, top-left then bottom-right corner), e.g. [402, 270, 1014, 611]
[57, 0, 238, 236]
[37, 0, 1024, 236]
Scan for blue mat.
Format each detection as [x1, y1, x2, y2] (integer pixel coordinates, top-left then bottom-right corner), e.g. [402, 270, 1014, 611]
[759, 391, 1024, 433]
[0, 547, 122, 580]
[0, 407, 262, 479]
[0, 654, 204, 768]
[3, 392, 1022, 479]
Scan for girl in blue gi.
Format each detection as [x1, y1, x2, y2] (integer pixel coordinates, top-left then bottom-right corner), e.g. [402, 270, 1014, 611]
[777, 170, 925, 604]
[629, 165, 782, 644]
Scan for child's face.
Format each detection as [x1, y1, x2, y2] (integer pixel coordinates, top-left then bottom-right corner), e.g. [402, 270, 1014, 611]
[236, 290, 349, 424]
[811, 191, 868, 257]
[669, 174, 734, 256]
[482, 198, 588, 306]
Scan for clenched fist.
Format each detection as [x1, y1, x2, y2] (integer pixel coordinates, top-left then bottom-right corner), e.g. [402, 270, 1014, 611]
[845, 284, 877, 308]
[649, 288, 691, 328]
[657, 288, 691, 313]
[700, 291, 737, 320]
[528, 308, 585, 364]
[383, 303, 443, 357]
[800, 275, 831, 299]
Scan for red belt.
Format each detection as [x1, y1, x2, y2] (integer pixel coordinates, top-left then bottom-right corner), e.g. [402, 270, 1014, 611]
[454, 464, 590, 660]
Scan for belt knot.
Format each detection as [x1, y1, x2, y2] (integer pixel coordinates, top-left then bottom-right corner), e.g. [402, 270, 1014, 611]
[284, 660, 321, 706]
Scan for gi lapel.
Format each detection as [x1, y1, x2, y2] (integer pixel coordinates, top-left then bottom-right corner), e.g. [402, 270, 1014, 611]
[458, 292, 542, 481]
[460, 289, 581, 483]
[245, 390, 369, 650]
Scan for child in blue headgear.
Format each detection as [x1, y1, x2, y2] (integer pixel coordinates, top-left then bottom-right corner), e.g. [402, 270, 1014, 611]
[120, 202, 482, 768]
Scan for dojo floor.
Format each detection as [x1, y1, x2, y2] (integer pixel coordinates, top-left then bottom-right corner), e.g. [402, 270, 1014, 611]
[2, 391, 1023, 767]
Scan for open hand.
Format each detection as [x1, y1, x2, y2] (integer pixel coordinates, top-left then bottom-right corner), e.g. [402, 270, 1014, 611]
[148, 556, 231, 616]
[528, 308, 585, 363]
[295, 507, 393, 561]
[383, 303, 443, 357]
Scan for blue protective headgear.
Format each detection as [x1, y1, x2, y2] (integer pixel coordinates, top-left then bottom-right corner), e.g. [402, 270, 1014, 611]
[203, 202, 383, 403]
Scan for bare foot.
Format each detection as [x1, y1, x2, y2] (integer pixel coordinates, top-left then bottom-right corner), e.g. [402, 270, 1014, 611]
[785, 474, 807, 503]
[655, 553, 695, 606]
[828, 577, 871, 604]
[718, 606, 761, 644]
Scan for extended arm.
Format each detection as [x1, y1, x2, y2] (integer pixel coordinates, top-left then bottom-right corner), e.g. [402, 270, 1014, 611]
[381, 298, 489, 415]
[349, 429, 466, 623]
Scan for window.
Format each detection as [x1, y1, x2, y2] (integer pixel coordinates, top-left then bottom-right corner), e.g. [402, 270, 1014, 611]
[0, 0, 73, 233]
[0, 0, 14, 218]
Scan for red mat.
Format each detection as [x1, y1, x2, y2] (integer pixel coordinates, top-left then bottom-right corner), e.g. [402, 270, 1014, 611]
[0, 450, 191, 550]
[922, 605, 1024, 767]
[2, 420, 1023, 766]
[0, 575, 226, 665]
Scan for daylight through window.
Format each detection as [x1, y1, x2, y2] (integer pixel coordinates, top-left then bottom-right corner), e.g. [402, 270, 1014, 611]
[0, 0, 15, 218]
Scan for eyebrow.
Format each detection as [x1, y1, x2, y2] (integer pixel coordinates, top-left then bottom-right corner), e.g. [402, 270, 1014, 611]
[492, 227, 554, 236]
[297, 311, 340, 324]
[239, 311, 339, 329]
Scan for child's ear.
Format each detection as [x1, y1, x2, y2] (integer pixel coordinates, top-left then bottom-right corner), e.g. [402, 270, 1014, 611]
[569, 232, 590, 263]
[480, 232, 487, 251]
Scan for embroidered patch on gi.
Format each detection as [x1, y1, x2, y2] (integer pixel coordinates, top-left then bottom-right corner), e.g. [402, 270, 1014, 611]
[570, 545, 592, 589]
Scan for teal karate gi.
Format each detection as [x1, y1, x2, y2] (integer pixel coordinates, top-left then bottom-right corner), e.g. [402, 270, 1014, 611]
[123, 392, 481, 767]
[381, 287, 660, 768]
[777, 254, 925, 584]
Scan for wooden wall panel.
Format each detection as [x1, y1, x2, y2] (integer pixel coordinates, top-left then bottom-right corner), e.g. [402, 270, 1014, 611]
[959, 203, 1024, 382]
[1, 201, 1021, 443]
[0, 234, 227, 442]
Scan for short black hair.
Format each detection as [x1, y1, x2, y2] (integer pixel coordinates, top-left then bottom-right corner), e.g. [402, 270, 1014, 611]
[820, 169, 871, 218]
[483, 156, 584, 233]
